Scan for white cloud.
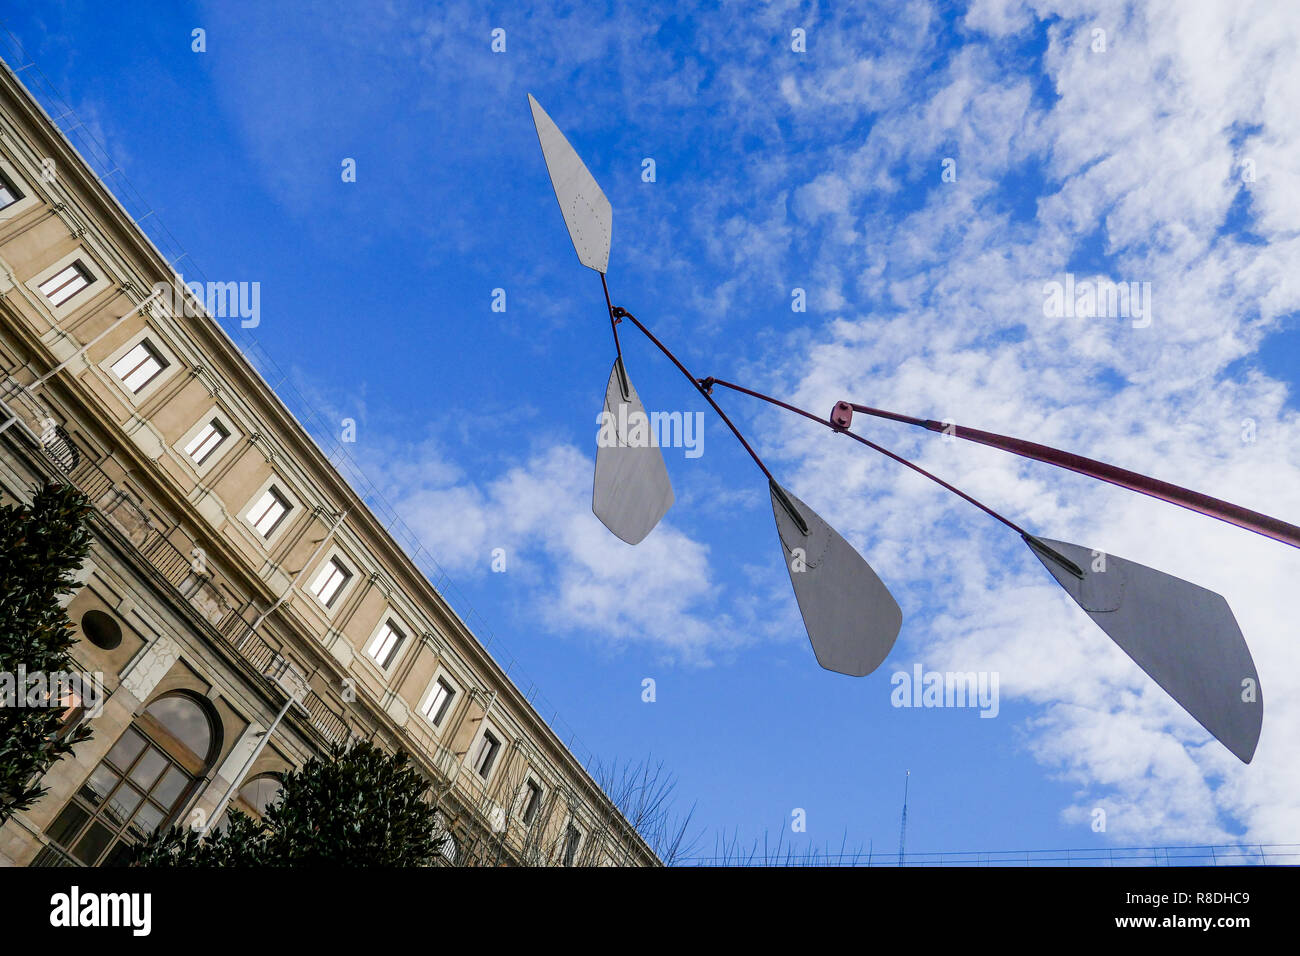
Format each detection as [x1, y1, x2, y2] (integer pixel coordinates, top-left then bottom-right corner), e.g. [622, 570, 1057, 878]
[368, 441, 767, 666]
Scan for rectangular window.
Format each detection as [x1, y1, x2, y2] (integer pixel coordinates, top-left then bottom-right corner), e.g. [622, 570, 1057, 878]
[366, 619, 405, 670]
[110, 341, 168, 394]
[562, 824, 581, 866]
[421, 678, 455, 726]
[475, 730, 500, 779]
[182, 419, 230, 466]
[0, 170, 22, 210]
[247, 486, 291, 538]
[38, 261, 93, 307]
[309, 557, 351, 608]
[521, 780, 543, 825]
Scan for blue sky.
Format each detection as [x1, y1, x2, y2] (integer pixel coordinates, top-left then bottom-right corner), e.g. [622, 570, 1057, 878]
[5, 0, 1300, 859]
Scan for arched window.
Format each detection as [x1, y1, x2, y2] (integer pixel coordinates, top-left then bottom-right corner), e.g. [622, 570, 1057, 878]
[234, 774, 283, 819]
[211, 771, 284, 836]
[143, 694, 215, 760]
[33, 692, 219, 867]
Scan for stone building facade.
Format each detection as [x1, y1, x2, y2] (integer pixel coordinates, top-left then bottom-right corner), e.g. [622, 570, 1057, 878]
[0, 58, 654, 868]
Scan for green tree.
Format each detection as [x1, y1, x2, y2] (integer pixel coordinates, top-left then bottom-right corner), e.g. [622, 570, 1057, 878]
[0, 482, 95, 825]
[132, 740, 447, 866]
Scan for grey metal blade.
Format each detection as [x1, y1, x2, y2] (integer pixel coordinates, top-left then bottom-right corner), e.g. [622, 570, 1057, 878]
[770, 481, 902, 677]
[1026, 536, 1263, 763]
[528, 94, 612, 274]
[593, 358, 674, 544]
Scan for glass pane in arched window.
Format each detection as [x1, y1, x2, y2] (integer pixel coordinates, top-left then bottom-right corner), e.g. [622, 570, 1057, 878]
[145, 695, 212, 760]
[237, 776, 283, 817]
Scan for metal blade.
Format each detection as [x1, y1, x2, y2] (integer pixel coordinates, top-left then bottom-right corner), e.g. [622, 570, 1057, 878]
[528, 94, 612, 274]
[593, 358, 674, 544]
[1026, 536, 1263, 763]
[769, 481, 902, 677]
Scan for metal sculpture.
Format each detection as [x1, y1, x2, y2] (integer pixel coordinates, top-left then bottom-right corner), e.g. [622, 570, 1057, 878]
[527, 94, 1286, 762]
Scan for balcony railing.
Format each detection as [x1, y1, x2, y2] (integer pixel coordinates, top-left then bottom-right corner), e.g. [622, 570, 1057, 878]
[29, 840, 80, 868]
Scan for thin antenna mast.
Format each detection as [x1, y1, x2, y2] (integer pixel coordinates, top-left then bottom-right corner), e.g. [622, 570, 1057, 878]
[898, 770, 910, 867]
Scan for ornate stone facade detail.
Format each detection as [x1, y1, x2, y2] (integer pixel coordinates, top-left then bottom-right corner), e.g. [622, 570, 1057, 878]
[119, 633, 181, 703]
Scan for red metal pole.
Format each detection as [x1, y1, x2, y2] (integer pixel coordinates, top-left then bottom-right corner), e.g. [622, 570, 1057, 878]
[840, 401, 1300, 551]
